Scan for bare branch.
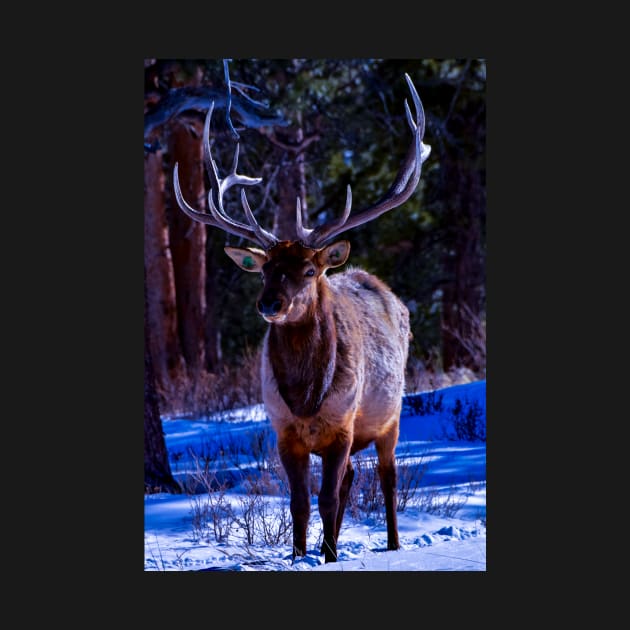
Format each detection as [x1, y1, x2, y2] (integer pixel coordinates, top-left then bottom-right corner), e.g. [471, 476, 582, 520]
[223, 59, 240, 141]
[263, 130, 321, 154]
[230, 80, 269, 109]
[144, 87, 288, 140]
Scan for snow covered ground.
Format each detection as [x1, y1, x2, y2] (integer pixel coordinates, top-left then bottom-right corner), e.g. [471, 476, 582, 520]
[144, 380, 486, 571]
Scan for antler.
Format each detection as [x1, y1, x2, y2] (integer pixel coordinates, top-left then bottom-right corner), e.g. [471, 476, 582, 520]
[173, 102, 278, 250]
[302, 73, 431, 249]
[174, 74, 429, 252]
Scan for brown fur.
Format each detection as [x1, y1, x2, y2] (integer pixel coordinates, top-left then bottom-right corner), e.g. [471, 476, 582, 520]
[239, 243, 410, 562]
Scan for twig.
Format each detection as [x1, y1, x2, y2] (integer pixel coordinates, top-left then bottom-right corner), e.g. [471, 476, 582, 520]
[444, 59, 471, 127]
[261, 162, 281, 209]
[231, 80, 269, 109]
[223, 59, 240, 141]
[263, 130, 320, 154]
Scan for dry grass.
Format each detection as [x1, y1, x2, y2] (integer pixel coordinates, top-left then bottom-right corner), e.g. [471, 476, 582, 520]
[158, 346, 262, 418]
[405, 359, 480, 395]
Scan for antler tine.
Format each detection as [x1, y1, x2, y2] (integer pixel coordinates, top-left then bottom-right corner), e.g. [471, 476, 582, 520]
[173, 100, 278, 249]
[240, 190, 279, 249]
[203, 103, 262, 212]
[404, 72, 425, 139]
[306, 74, 431, 249]
[295, 197, 313, 242]
[202, 102, 223, 212]
[302, 186, 352, 248]
[174, 161, 271, 245]
[219, 143, 264, 199]
[173, 162, 224, 229]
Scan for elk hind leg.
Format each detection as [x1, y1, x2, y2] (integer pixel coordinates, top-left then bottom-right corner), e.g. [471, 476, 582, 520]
[334, 458, 355, 544]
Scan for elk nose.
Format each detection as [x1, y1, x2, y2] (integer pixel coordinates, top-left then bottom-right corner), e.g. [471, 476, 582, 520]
[257, 298, 282, 317]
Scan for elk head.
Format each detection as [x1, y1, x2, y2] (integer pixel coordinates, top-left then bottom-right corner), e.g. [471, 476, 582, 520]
[224, 240, 350, 324]
[173, 73, 431, 324]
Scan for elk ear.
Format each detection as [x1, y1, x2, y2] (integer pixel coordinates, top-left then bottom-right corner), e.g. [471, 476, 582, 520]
[224, 247, 268, 272]
[317, 240, 351, 270]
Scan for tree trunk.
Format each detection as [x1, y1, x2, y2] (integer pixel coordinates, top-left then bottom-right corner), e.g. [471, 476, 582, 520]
[145, 266, 181, 494]
[441, 159, 485, 372]
[204, 249, 222, 372]
[144, 148, 185, 388]
[273, 113, 307, 241]
[168, 121, 207, 379]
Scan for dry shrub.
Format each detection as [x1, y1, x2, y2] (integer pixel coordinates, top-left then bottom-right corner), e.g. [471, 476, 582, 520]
[188, 475, 235, 543]
[406, 358, 479, 395]
[396, 447, 430, 511]
[441, 303, 486, 377]
[157, 346, 262, 418]
[346, 453, 384, 523]
[243, 470, 284, 496]
[406, 302, 485, 394]
[418, 485, 468, 517]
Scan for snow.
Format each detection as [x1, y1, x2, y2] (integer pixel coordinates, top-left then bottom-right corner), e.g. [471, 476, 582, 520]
[144, 380, 486, 571]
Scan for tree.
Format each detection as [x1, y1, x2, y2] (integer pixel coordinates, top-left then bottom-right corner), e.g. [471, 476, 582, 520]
[144, 265, 180, 494]
[417, 60, 486, 372]
[167, 120, 207, 380]
[143, 146, 184, 388]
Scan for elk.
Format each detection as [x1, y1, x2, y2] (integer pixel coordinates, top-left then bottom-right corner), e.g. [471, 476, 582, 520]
[173, 74, 431, 563]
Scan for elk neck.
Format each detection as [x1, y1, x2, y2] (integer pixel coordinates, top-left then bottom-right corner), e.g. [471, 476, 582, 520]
[267, 279, 337, 418]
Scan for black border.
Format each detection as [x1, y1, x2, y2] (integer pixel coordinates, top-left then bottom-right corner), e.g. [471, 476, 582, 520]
[47, 16, 559, 614]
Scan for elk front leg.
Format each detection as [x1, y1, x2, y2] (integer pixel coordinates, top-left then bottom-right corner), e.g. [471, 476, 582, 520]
[335, 459, 355, 544]
[278, 435, 311, 559]
[375, 420, 400, 551]
[319, 439, 352, 563]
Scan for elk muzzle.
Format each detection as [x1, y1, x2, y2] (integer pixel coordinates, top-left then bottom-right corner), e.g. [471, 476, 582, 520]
[257, 297, 283, 318]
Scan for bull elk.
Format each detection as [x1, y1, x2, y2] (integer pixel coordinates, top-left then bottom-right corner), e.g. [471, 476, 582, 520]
[173, 74, 431, 563]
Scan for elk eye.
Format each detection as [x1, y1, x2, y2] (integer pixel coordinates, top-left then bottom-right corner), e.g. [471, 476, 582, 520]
[305, 268, 315, 277]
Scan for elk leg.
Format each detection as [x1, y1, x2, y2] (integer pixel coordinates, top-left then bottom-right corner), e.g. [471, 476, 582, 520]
[334, 459, 355, 543]
[278, 436, 311, 559]
[375, 420, 400, 551]
[318, 440, 351, 563]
